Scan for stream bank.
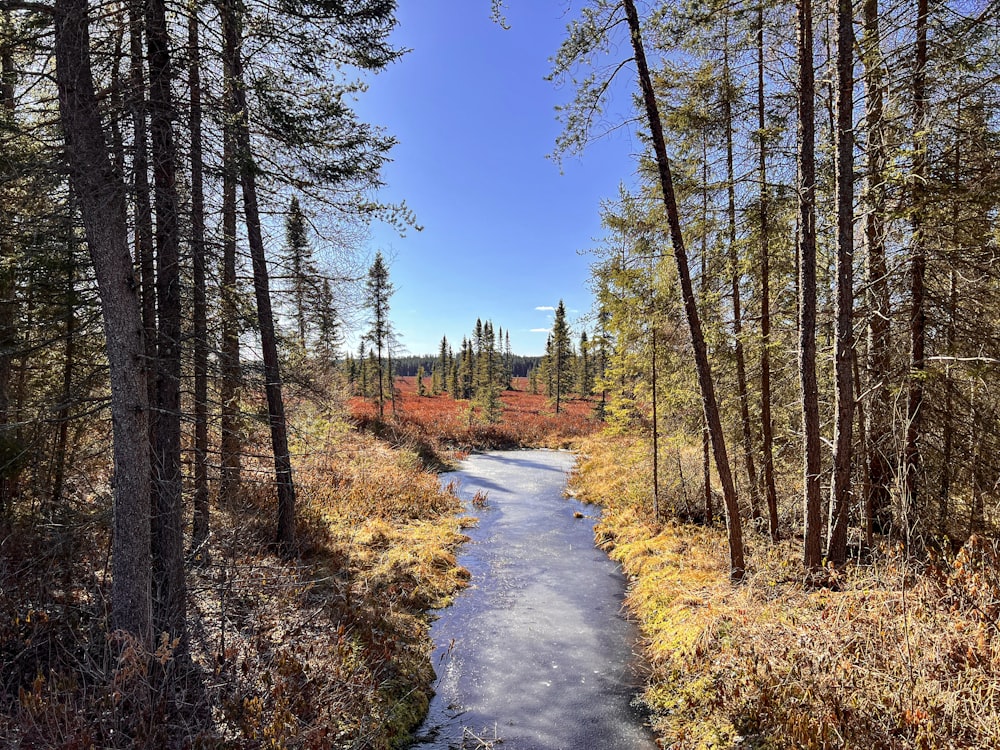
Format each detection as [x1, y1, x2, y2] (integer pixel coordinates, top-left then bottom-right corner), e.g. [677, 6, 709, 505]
[410, 449, 656, 749]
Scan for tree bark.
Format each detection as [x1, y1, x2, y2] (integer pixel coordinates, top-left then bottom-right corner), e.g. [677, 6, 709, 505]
[757, 4, 780, 542]
[218, 76, 241, 509]
[0, 20, 18, 520]
[651, 306, 659, 520]
[54, 0, 152, 641]
[826, 0, 856, 567]
[188, 0, 210, 552]
[796, 0, 823, 572]
[222, 0, 297, 550]
[903, 0, 929, 534]
[52, 215, 77, 506]
[722, 30, 760, 520]
[938, 100, 961, 533]
[861, 0, 893, 544]
[623, 0, 744, 579]
[129, 0, 156, 420]
[146, 0, 186, 644]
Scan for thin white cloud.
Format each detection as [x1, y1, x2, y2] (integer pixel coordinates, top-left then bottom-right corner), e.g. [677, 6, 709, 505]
[530, 328, 551, 333]
[534, 305, 555, 311]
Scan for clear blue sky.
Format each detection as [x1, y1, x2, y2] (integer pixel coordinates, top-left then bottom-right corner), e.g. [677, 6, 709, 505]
[352, 0, 639, 357]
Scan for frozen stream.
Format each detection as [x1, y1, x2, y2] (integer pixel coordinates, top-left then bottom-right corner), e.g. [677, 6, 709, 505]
[409, 449, 656, 750]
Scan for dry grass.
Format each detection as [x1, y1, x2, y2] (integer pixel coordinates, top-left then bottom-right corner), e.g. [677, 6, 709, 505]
[2, 404, 471, 749]
[570, 433, 1000, 750]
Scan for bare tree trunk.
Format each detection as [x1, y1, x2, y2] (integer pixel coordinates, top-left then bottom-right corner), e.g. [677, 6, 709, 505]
[0, 21, 17, 520]
[52, 218, 77, 506]
[623, 0, 744, 579]
[222, 0, 296, 550]
[938, 96, 961, 535]
[188, 0, 209, 552]
[146, 0, 186, 644]
[700, 133, 714, 529]
[218, 79, 241, 509]
[757, 5, 780, 542]
[703, 415, 713, 524]
[651, 310, 660, 520]
[903, 0, 929, 533]
[796, 0, 823, 572]
[827, 0, 856, 567]
[129, 0, 156, 422]
[722, 30, 760, 521]
[54, 0, 152, 641]
[861, 0, 893, 543]
[968, 380, 983, 535]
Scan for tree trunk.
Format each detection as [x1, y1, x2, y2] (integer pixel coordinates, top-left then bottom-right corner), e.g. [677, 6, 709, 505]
[903, 0, 929, 535]
[146, 0, 186, 644]
[827, 0, 856, 567]
[651, 309, 659, 520]
[188, 0, 210, 552]
[722, 30, 760, 520]
[52, 217, 77, 506]
[796, 0, 823, 572]
[222, 0, 297, 550]
[129, 0, 156, 420]
[0, 22, 17, 520]
[861, 0, 893, 543]
[54, 0, 152, 641]
[623, 0, 744, 579]
[938, 96, 961, 535]
[218, 82, 242, 509]
[757, 4, 780, 542]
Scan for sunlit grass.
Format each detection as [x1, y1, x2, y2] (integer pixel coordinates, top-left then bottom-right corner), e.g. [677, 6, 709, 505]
[571, 433, 1000, 750]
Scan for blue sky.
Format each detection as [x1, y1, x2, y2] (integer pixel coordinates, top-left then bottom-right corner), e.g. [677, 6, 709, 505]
[351, 0, 639, 356]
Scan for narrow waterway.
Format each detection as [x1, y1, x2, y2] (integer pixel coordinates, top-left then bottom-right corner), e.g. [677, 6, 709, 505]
[410, 449, 656, 750]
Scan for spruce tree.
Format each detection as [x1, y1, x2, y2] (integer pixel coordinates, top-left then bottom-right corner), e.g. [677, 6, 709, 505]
[577, 330, 593, 397]
[550, 301, 572, 413]
[364, 251, 394, 418]
[285, 195, 315, 348]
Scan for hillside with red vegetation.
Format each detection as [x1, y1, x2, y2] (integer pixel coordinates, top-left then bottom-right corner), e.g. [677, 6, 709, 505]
[348, 377, 601, 454]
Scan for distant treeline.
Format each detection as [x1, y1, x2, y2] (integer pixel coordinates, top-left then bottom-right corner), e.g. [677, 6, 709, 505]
[393, 354, 542, 379]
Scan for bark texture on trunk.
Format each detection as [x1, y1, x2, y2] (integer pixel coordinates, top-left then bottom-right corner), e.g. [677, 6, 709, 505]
[796, 0, 823, 572]
[827, 0, 856, 566]
[189, 0, 209, 551]
[903, 0, 929, 534]
[222, 0, 296, 550]
[623, 0, 744, 579]
[723, 34, 760, 520]
[757, 5, 780, 542]
[861, 0, 893, 544]
[54, 0, 152, 641]
[0, 23, 18, 519]
[146, 0, 186, 643]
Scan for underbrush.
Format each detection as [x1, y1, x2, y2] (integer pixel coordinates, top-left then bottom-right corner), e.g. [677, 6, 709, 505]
[570, 434, 1000, 750]
[1, 413, 470, 749]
